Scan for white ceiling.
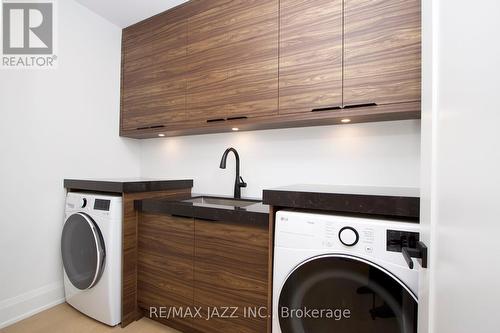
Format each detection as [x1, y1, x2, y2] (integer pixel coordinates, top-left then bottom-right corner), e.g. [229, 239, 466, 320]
[75, 0, 189, 28]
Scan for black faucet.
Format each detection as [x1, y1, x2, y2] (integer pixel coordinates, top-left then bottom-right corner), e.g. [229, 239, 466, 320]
[219, 147, 247, 199]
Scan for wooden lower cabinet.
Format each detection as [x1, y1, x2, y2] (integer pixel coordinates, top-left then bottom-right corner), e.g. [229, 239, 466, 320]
[137, 213, 269, 333]
[193, 218, 269, 333]
[137, 214, 195, 329]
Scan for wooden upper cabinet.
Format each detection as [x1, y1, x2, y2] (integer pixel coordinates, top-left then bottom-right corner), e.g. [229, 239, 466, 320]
[121, 21, 155, 131]
[149, 13, 188, 124]
[121, 10, 187, 131]
[186, 0, 278, 122]
[225, 0, 279, 119]
[343, 0, 421, 106]
[121, 0, 421, 138]
[186, 1, 233, 122]
[279, 0, 343, 114]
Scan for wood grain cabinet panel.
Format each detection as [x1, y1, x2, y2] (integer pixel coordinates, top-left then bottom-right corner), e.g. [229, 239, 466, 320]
[149, 15, 188, 125]
[121, 0, 421, 138]
[122, 10, 188, 131]
[137, 214, 194, 311]
[279, 0, 343, 114]
[194, 219, 269, 333]
[186, 0, 233, 122]
[225, 0, 279, 119]
[121, 21, 155, 131]
[186, 0, 278, 122]
[343, 0, 421, 106]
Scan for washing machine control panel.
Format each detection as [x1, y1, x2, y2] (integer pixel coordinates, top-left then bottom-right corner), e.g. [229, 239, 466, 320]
[65, 193, 122, 220]
[275, 211, 420, 268]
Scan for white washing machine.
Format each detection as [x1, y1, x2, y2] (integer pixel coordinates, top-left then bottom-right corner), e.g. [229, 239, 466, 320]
[273, 210, 421, 333]
[62, 192, 122, 326]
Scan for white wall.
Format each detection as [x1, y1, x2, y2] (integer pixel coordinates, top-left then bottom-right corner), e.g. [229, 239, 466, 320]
[140, 120, 421, 198]
[0, 0, 141, 328]
[420, 0, 500, 332]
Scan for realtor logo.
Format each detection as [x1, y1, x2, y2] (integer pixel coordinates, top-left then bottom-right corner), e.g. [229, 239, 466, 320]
[1, 0, 57, 68]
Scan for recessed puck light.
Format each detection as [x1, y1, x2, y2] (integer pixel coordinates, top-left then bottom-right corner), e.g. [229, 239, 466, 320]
[341, 118, 351, 123]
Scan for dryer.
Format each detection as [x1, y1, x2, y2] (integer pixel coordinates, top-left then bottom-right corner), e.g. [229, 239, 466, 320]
[62, 192, 122, 326]
[273, 210, 420, 333]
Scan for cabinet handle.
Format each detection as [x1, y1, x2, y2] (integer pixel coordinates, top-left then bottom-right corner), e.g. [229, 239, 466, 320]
[195, 217, 217, 222]
[171, 214, 195, 219]
[311, 103, 378, 113]
[207, 118, 226, 123]
[311, 106, 342, 112]
[136, 125, 165, 130]
[342, 103, 378, 109]
[227, 116, 248, 121]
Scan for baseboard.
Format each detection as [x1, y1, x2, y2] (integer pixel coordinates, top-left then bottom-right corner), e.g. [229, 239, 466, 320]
[0, 281, 65, 329]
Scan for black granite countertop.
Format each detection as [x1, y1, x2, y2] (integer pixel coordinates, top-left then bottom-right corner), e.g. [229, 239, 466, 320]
[64, 178, 193, 194]
[263, 184, 420, 220]
[136, 193, 269, 227]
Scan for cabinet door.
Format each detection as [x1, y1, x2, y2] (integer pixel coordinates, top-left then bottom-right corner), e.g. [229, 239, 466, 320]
[186, 1, 233, 122]
[225, 0, 279, 119]
[279, 0, 343, 114]
[137, 213, 194, 310]
[121, 21, 155, 131]
[121, 12, 188, 131]
[187, 0, 279, 122]
[194, 219, 269, 333]
[149, 14, 188, 125]
[343, 0, 421, 106]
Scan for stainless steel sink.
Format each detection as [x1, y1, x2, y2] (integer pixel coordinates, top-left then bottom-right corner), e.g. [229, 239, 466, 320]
[183, 196, 259, 208]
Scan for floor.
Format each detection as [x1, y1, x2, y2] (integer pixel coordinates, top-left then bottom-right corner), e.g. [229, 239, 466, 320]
[1, 303, 181, 333]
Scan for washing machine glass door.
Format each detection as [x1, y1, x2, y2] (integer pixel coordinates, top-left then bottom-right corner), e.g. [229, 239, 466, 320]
[61, 213, 106, 290]
[278, 255, 417, 333]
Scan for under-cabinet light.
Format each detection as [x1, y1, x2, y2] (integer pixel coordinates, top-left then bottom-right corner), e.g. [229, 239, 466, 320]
[158, 133, 166, 137]
[341, 118, 351, 123]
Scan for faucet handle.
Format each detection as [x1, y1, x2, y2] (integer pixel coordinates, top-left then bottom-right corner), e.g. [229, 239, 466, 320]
[239, 176, 247, 188]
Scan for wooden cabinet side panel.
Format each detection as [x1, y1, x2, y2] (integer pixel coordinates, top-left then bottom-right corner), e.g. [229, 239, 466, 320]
[343, 0, 421, 105]
[121, 189, 191, 328]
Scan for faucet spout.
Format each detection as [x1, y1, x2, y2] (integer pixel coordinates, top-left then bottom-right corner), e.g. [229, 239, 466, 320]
[219, 147, 247, 199]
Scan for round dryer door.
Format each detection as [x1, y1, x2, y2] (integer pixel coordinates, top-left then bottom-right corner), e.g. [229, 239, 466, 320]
[278, 255, 417, 333]
[61, 213, 106, 290]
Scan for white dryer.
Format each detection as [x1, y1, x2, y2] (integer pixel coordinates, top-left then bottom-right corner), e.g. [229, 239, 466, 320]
[273, 210, 421, 333]
[62, 192, 122, 326]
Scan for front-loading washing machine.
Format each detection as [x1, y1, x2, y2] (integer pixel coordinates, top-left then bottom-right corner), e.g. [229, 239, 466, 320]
[273, 210, 421, 333]
[61, 192, 122, 326]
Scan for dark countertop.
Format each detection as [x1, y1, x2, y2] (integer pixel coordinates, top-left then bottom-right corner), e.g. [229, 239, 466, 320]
[263, 184, 420, 220]
[64, 178, 193, 194]
[136, 193, 269, 227]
